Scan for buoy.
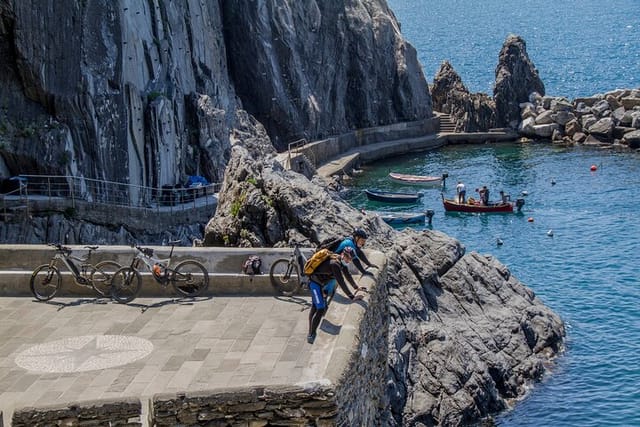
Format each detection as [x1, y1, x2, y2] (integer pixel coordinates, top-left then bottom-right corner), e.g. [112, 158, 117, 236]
[547, 229, 554, 237]
[590, 164, 597, 171]
[528, 217, 534, 222]
[496, 238, 504, 246]
[551, 179, 556, 185]
[521, 190, 528, 196]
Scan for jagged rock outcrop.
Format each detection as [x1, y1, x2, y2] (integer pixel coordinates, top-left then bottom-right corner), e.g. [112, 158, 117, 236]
[431, 61, 496, 132]
[430, 35, 543, 132]
[494, 35, 545, 128]
[204, 137, 565, 425]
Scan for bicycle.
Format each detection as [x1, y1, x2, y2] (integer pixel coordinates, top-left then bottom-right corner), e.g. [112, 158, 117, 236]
[30, 244, 121, 301]
[110, 240, 209, 303]
[269, 243, 309, 296]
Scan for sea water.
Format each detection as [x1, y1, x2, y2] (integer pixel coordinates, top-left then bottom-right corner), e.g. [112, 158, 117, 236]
[345, 144, 640, 426]
[356, 2, 640, 424]
[387, 0, 640, 99]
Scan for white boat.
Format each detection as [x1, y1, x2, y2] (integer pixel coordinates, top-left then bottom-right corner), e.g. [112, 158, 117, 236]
[388, 172, 448, 187]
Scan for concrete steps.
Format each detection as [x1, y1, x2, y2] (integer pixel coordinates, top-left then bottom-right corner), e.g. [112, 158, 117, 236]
[438, 113, 457, 133]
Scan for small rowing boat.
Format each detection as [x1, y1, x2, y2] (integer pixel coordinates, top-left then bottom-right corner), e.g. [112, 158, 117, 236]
[375, 210, 434, 225]
[442, 194, 525, 213]
[364, 189, 423, 204]
[388, 172, 448, 187]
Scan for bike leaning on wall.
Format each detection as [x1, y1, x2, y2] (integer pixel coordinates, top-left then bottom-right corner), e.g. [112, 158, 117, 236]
[110, 240, 209, 303]
[30, 244, 121, 301]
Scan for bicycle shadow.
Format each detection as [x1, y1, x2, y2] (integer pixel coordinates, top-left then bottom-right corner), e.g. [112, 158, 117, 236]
[35, 297, 112, 311]
[273, 295, 311, 312]
[128, 296, 214, 313]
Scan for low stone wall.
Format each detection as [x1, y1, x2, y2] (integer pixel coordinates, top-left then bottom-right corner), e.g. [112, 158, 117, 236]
[153, 385, 338, 425]
[298, 117, 440, 168]
[11, 398, 142, 427]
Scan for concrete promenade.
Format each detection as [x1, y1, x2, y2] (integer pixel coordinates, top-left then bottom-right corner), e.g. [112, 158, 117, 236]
[0, 288, 370, 425]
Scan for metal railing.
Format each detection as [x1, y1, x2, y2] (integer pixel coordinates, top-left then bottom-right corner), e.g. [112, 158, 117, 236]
[2, 175, 221, 215]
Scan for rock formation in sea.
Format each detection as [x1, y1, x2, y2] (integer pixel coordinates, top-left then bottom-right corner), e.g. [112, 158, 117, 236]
[432, 34, 544, 133]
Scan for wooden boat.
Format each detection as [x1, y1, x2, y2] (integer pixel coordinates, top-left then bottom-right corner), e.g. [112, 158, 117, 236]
[442, 194, 525, 213]
[389, 172, 448, 187]
[375, 210, 434, 225]
[364, 189, 423, 204]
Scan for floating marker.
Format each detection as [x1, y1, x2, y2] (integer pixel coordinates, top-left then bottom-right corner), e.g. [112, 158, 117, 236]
[547, 229, 554, 237]
[528, 217, 534, 222]
[590, 164, 597, 171]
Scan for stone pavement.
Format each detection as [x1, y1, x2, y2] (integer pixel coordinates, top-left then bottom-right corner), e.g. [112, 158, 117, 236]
[0, 292, 360, 426]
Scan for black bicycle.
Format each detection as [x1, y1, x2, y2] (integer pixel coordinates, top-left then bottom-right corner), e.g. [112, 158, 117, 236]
[30, 244, 121, 301]
[269, 243, 309, 296]
[110, 240, 209, 303]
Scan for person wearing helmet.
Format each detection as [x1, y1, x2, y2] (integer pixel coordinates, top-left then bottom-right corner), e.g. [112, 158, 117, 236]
[334, 228, 378, 276]
[306, 246, 364, 344]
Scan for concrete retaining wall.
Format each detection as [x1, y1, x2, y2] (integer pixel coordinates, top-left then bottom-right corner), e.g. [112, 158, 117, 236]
[0, 245, 319, 297]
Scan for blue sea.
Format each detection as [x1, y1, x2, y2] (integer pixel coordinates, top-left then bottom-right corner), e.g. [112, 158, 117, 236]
[388, 0, 640, 99]
[362, 1, 640, 425]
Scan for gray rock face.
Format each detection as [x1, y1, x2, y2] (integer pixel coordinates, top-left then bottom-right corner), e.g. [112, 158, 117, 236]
[494, 35, 545, 128]
[222, 0, 432, 150]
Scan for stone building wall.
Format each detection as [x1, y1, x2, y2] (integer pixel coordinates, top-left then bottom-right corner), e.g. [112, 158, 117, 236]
[11, 399, 142, 427]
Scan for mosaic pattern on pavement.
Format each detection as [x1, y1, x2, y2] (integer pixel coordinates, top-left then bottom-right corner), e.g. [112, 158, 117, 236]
[14, 335, 154, 373]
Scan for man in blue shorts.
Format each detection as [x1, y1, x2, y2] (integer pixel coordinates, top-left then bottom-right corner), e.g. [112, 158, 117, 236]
[306, 246, 365, 344]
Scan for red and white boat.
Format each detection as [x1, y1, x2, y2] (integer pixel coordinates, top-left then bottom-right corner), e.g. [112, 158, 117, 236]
[442, 194, 525, 213]
[389, 172, 448, 187]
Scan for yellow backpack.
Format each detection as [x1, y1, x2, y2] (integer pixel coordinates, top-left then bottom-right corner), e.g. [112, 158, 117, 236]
[303, 248, 333, 275]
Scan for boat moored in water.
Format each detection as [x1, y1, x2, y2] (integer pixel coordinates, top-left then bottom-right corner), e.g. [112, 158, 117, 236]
[389, 172, 448, 187]
[364, 189, 423, 204]
[374, 209, 434, 226]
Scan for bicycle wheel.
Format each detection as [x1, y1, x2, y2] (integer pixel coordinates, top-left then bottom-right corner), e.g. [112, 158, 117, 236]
[269, 258, 300, 296]
[90, 261, 121, 297]
[110, 267, 142, 303]
[171, 260, 209, 297]
[30, 265, 61, 301]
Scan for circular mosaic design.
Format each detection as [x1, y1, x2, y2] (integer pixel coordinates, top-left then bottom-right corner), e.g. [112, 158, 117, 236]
[15, 335, 154, 373]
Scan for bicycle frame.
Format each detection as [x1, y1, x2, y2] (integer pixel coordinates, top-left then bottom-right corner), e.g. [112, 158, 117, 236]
[49, 248, 93, 285]
[129, 242, 178, 285]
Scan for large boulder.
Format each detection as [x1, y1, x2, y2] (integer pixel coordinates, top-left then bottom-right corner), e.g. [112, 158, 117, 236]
[494, 35, 545, 128]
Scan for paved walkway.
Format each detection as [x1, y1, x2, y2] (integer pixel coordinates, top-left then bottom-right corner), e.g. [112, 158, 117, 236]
[0, 292, 360, 425]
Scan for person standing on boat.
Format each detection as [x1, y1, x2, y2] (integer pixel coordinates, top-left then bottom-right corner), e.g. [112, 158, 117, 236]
[479, 186, 490, 205]
[456, 181, 466, 204]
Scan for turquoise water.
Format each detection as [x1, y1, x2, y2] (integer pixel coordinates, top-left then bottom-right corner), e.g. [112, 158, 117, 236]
[388, 0, 640, 99]
[345, 143, 640, 426]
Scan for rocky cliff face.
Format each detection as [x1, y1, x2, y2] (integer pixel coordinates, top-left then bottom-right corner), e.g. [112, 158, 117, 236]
[204, 140, 565, 425]
[0, 0, 430, 186]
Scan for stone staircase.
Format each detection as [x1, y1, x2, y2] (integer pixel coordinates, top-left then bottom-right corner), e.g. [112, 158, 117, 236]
[437, 112, 457, 133]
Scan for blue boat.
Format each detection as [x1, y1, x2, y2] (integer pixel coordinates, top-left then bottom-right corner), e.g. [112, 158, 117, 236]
[375, 209, 434, 225]
[364, 189, 423, 204]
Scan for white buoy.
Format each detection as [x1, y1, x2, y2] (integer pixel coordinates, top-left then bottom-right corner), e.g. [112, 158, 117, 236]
[496, 238, 504, 245]
[551, 179, 556, 185]
[521, 190, 528, 196]
[547, 229, 554, 237]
